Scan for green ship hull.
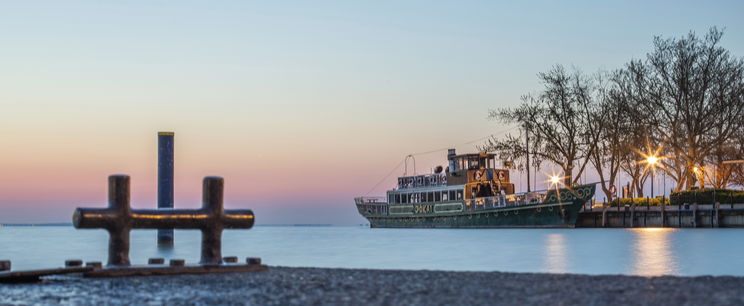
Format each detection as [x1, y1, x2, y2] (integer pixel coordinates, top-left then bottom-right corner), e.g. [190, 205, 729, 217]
[358, 184, 596, 228]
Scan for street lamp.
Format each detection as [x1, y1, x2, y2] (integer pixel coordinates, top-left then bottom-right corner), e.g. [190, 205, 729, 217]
[646, 155, 659, 199]
[692, 166, 703, 189]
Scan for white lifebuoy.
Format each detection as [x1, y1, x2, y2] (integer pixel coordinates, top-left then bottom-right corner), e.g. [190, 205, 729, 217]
[475, 170, 483, 181]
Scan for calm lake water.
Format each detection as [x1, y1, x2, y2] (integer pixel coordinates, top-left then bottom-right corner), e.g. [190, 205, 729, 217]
[1, 226, 743, 277]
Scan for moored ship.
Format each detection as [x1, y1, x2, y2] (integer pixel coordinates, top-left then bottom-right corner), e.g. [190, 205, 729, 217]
[355, 149, 596, 228]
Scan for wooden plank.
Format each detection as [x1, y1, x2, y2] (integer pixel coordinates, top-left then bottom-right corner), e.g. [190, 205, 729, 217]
[83, 264, 269, 278]
[0, 266, 94, 284]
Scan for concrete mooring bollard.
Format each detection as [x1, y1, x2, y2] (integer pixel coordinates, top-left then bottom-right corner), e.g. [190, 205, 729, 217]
[148, 258, 165, 265]
[247, 257, 262, 265]
[0, 260, 10, 271]
[73, 175, 255, 266]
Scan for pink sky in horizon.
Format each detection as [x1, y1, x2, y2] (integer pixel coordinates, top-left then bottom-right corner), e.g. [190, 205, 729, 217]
[2, 1, 742, 224]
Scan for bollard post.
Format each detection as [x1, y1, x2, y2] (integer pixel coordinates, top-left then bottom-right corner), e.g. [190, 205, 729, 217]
[108, 175, 132, 266]
[661, 195, 666, 227]
[645, 197, 649, 227]
[0, 260, 10, 271]
[74, 174, 255, 267]
[200, 177, 224, 265]
[158, 132, 175, 246]
[677, 203, 681, 227]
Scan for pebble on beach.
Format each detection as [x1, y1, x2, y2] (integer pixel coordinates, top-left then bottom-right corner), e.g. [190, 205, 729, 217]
[3, 267, 744, 305]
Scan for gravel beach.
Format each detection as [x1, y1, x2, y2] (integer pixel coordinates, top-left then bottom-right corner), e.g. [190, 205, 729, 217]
[2, 266, 744, 305]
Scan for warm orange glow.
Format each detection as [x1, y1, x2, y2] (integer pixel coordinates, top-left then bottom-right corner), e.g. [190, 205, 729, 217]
[638, 144, 665, 176]
[131, 214, 209, 219]
[631, 228, 677, 276]
[550, 176, 561, 184]
[637, 227, 668, 232]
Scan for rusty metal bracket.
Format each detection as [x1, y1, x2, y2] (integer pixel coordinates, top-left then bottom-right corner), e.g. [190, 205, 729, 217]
[73, 175, 255, 266]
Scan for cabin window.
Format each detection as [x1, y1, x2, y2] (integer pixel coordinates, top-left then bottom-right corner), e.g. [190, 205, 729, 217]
[435, 192, 441, 202]
[449, 190, 456, 201]
[419, 193, 425, 203]
[427, 192, 433, 202]
[470, 158, 479, 169]
[456, 190, 463, 200]
[402, 194, 408, 204]
[395, 194, 400, 204]
[442, 192, 449, 201]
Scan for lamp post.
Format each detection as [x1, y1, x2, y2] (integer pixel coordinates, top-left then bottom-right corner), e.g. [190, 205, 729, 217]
[646, 156, 658, 199]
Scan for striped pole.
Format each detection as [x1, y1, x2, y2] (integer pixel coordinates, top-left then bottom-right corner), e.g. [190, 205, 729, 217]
[157, 131, 175, 245]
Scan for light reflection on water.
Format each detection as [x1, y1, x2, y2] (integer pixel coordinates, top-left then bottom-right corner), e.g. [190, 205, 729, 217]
[544, 233, 567, 273]
[631, 228, 678, 276]
[1, 226, 743, 276]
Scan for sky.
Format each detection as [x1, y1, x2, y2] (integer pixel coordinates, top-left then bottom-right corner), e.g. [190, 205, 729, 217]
[1, 0, 743, 224]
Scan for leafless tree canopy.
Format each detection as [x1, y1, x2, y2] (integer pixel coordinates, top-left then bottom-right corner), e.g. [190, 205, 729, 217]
[487, 27, 744, 195]
[486, 65, 601, 186]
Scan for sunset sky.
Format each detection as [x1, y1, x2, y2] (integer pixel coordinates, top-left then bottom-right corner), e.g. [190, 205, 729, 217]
[2, 1, 743, 224]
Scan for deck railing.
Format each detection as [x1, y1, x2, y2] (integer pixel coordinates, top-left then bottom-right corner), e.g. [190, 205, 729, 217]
[354, 197, 387, 205]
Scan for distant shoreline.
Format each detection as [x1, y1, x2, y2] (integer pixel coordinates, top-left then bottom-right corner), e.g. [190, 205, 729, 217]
[0, 223, 72, 227]
[0, 223, 342, 227]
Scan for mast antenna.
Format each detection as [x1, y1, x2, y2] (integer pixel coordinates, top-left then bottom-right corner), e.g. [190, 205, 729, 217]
[404, 155, 416, 176]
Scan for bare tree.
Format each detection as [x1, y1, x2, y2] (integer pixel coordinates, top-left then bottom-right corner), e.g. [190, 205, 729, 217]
[488, 65, 601, 186]
[611, 66, 656, 197]
[588, 71, 632, 200]
[624, 28, 744, 191]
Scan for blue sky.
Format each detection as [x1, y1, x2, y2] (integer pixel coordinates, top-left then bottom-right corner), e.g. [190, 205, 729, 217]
[1, 1, 743, 224]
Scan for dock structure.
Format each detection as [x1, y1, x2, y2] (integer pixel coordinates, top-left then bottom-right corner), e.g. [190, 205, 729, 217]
[157, 131, 175, 245]
[577, 202, 744, 228]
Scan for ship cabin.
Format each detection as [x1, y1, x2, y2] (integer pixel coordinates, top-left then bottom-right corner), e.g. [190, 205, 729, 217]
[380, 149, 516, 206]
[445, 149, 515, 200]
[354, 149, 521, 216]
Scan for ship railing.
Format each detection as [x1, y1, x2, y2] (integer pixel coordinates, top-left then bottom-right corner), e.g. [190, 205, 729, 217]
[354, 197, 387, 205]
[466, 196, 535, 211]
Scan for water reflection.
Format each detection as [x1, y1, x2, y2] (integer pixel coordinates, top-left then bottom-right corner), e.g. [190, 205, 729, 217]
[543, 233, 567, 273]
[631, 228, 678, 276]
[157, 244, 175, 257]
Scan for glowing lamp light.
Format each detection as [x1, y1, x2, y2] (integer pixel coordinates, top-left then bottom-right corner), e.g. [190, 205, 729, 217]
[550, 176, 561, 185]
[646, 156, 658, 166]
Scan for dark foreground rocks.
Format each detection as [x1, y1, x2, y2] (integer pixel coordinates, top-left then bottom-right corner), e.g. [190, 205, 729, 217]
[1, 266, 743, 305]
